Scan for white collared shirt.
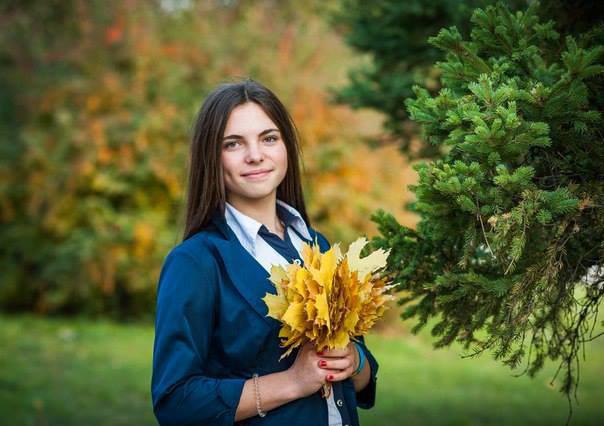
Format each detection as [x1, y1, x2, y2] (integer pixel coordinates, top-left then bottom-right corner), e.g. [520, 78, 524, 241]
[224, 199, 343, 426]
[224, 199, 313, 272]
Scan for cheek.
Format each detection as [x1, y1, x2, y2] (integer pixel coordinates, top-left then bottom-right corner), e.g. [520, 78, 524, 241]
[221, 156, 238, 191]
[277, 144, 288, 170]
[221, 153, 237, 177]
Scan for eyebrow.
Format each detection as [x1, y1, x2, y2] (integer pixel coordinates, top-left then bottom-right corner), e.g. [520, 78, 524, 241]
[223, 128, 280, 141]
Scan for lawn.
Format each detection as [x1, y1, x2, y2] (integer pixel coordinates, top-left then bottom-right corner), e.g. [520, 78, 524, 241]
[0, 314, 602, 425]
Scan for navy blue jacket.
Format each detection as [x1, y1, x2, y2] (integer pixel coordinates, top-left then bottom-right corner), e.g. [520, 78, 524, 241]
[151, 213, 379, 425]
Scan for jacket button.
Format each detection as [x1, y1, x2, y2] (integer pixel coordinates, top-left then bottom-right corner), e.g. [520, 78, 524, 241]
[336, 399, 344, 407]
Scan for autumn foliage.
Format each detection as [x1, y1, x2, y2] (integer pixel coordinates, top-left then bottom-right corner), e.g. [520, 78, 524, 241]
[0, 1, 413, 317]
[263, 237, 393, 359]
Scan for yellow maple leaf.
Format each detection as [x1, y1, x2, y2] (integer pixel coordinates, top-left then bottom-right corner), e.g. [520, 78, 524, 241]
[346, 237, 390, 280]
[264, 237, 394, 359]
[315, 291, 330, 330]
[282, 301, 306, 332]
[269, 264, 288, 287]
[262, 292, 287, 320]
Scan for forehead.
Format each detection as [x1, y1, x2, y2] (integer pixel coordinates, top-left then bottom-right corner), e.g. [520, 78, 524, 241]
[223, 102, 278, 136]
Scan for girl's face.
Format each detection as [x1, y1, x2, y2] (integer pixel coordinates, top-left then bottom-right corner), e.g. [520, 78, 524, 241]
[221, 102, 288, 205]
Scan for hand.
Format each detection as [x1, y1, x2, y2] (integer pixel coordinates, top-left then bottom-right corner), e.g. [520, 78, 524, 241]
[286, 342, 331, 398]
[317, 342, 359, 383]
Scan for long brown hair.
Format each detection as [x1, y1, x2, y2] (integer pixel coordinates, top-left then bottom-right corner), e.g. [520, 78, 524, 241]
[183, 79, 310, 241]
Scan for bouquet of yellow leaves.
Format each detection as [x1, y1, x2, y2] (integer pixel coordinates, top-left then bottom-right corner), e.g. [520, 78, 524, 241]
[262, 237, 394, 362]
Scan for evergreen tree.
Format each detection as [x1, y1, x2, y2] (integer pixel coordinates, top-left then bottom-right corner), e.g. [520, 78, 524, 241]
[369, 1, 604, 402]
[330, 0, 524, 158]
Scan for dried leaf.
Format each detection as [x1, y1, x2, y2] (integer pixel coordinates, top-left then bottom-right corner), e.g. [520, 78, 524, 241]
[264, 237, 394, 356]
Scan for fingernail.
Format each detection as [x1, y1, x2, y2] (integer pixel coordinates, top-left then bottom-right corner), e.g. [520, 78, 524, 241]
[327, 374, 333, 381]
[317, 351, 324, 355]
[319, 360, 326, 367]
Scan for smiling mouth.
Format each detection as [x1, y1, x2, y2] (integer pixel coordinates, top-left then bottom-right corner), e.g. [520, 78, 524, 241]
[242, 170, 272, 177]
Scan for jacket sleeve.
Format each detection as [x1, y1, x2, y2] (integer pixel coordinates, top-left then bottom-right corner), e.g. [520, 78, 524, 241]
[354, 335, 379, 409]
[151, 248, 245, 426]
[315, 230, 380, 408]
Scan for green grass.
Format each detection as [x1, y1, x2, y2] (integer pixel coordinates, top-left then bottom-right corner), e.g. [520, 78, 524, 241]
[0, 314, 602, 425]
[0, 315, 155, 426]
[359, 332, 603, 426]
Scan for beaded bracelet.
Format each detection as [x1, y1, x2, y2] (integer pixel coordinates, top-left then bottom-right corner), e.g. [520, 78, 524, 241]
[252, 373, 266, 418]
[351, 342, 366, 377]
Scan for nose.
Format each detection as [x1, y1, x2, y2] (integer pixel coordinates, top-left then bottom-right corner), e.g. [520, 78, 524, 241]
[245, 141, 264, 163]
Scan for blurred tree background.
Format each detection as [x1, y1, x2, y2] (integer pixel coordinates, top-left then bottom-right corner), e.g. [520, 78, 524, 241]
[0, 0, 414, 319]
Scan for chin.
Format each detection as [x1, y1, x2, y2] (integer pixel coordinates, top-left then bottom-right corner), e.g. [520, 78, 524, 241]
[234, 188, 277, 201]
[227, 177, 282, 201]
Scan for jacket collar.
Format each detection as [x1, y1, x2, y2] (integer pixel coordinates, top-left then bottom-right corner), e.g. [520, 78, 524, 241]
[207, 211, 327, 325]
[224, 200, 312, 258]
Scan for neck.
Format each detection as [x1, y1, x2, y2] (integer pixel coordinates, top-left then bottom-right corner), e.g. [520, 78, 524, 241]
[227, 192, 283, 233]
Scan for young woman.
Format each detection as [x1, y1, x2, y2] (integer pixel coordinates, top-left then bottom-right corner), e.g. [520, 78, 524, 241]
[151, 79, 379, 426]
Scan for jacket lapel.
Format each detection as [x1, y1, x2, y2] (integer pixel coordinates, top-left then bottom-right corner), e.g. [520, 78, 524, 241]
[208, 213, 280, 326]
[207, 212, 329, 325]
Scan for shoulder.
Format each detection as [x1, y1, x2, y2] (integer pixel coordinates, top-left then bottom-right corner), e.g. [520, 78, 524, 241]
[157, 231, 221, 295]
[165, 227, 226, 267]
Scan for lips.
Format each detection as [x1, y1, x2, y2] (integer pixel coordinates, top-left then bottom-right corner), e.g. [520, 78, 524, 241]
[242, 169, 272, 177]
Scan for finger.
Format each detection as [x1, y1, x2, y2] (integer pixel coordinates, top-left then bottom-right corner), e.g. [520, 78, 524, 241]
[318, 358, 353, 371]
[325, 368, 354, 383]
[319, 348, 350, 358]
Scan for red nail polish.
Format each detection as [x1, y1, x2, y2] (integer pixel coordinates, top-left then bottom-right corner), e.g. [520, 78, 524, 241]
[317, 351, 324, 355]
[327, 374, 333, 381]
[319, 360, 326, 367]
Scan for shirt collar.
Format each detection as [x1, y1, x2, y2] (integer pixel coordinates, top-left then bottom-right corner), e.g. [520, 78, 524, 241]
[276, 199, 310, 239]
[224, 199, 312, 256]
